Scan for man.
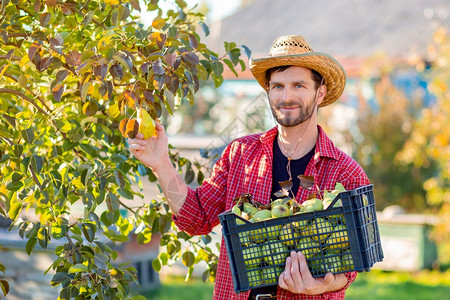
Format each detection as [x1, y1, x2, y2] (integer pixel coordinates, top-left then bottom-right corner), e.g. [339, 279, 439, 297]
[128, 35, 369, 299]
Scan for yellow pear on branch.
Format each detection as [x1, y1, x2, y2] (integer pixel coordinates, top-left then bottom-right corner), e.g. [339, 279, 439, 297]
[137, 108, 156, 139]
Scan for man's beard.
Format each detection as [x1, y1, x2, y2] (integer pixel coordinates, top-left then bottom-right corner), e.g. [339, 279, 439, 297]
[269, 96, 317, 127]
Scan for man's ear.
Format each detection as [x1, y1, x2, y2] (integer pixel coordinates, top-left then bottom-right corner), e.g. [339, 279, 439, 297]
[317, 84, 327, 106]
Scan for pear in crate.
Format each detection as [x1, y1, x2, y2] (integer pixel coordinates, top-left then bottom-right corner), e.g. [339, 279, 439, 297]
[242, 245, 262, 269]
[297, 236, 321, 259]
[231, 204, 246, 225]
[323, 253, 342, 273]
[302, 198, 323, 212]
[260, 266, 283, 285]
[271, 204, 291, 218]
[243, 202, 259, 218]
[247, 268, 261, 287]
[340, 251, 354, 271]
[278, 223, 299, 247]
[305, 217, 334, 243]
[326, 224, 349, 250]
[261, 241, 289, 266]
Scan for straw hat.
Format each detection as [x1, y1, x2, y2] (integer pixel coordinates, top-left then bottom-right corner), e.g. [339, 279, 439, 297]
[249, 35, 346, 107]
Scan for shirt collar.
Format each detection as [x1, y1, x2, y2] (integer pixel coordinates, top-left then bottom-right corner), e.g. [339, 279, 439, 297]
[315, 125, 340, 160]
[259, 126, 278, 146]
[259, 125, 339, 160]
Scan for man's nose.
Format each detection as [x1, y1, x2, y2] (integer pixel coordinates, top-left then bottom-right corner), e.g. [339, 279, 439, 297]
[282, 86, 295, 101]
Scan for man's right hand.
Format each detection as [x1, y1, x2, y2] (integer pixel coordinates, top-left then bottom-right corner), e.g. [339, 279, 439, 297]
[127, 121, 170, 172]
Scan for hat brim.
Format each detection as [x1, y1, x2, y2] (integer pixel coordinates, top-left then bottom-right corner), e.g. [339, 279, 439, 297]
[249, 52, 346, 107]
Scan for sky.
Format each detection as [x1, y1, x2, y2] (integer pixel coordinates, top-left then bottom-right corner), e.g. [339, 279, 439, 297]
[148, 0, 241, 21]
[188, 0, 241, 21]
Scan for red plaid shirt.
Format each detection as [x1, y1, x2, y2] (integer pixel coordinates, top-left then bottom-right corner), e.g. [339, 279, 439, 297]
[174, 125, 369, 300]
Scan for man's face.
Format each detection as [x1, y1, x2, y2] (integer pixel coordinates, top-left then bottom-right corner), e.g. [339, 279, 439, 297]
[268, 66, 323, 127]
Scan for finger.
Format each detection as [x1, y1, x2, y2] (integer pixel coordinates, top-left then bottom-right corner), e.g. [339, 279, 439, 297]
[278, 272, 288, 290]
[282, 254, 295, 288]
[128, 144, 145, 152]
[290, 251, 301, 279]
[323, 272, 335, 285]
[154, 120, 165, 133]
[297, 251, 314, 284]
[128, 137, 148, 146]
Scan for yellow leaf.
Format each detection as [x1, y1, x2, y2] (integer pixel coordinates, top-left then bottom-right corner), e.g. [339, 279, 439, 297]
[152, 16, 166, 30]
[104, 0, 119, 5]
[0, 64, 9, 77]
[20, 55, 30, 67]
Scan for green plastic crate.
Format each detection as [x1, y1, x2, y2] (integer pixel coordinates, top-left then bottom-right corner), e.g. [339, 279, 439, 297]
[218, 184, 383, 293]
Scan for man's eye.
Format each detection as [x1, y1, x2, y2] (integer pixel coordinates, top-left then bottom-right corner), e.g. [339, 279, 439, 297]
[271, 85, 282, 89]
[295, 84, 303, 88]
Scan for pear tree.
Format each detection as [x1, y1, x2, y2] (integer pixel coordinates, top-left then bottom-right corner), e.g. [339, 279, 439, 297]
[0, 0, 249, 298]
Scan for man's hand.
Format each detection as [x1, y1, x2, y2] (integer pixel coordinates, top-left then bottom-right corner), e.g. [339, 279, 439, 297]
[127, 121, 169, 172]
[127, 121, 188, 216]
[278, 251, 348, 295]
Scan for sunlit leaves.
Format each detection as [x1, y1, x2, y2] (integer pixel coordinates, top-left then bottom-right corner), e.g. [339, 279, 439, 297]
[0, 0, 247, 297]
[110, 64, 124, 81]
[65, 51, 81, 67]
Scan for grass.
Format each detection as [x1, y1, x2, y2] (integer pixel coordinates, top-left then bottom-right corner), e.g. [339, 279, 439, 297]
[143, 276, 214, 300]
[143, 269, 450, 300]
[346, 269, 450, 299]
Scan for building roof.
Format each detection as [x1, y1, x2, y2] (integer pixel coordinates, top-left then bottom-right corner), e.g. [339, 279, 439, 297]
[208, 0, 449, 59]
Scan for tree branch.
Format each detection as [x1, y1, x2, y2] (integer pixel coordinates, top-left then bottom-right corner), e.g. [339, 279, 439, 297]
[0, 88, 49, 116]
[3, 73, 53, 114]
[0, 55, 21, 61]
[118, 199, 136, 214]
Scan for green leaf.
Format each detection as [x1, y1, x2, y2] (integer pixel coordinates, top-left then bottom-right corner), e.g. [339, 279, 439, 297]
[199, 21, 209, 36]
[8, 201, 22, 220]
[54, 119, 72, 132]
[81, 81, 93, 101]
[0, 263, 5, 273]
[213, 74, 224, 88]
[82, 223, 96, 243]
[51, 272, 69, 286]
[68, 263, 88, 273]
[81, 50, 95, 62]
[152, 257, 161, 272]
[184, 165, 195, 184]
[241, 45, 252, 59]
[79, 143, 97, 158]
[79, 164, 93, 186]
[197, 170, 204, 185]
[18, 74, 28, 88]
[0, 279, 9, 296]
[71, 234, 83, 243]
[181, 250, 195, 267]
[31, 154, 44, 174]
[21, 128, 35, 144]
[6, 181, 23, 192]
[223, 58, 238, 77]
[201, 235, 212, 244]
[114, 169, 126, 188]
[228, 48, 241, 66]
[211, 61, 223, 76]
[37, 227, 48, 249]
[202, 269, 210, 283]
[106, 193, 119, 211]
[26, 237, 37, 255]
[59, 287, 70, 300]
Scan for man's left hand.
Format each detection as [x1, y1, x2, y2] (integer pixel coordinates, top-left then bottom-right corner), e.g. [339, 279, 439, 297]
[278, 251, 347, 295]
